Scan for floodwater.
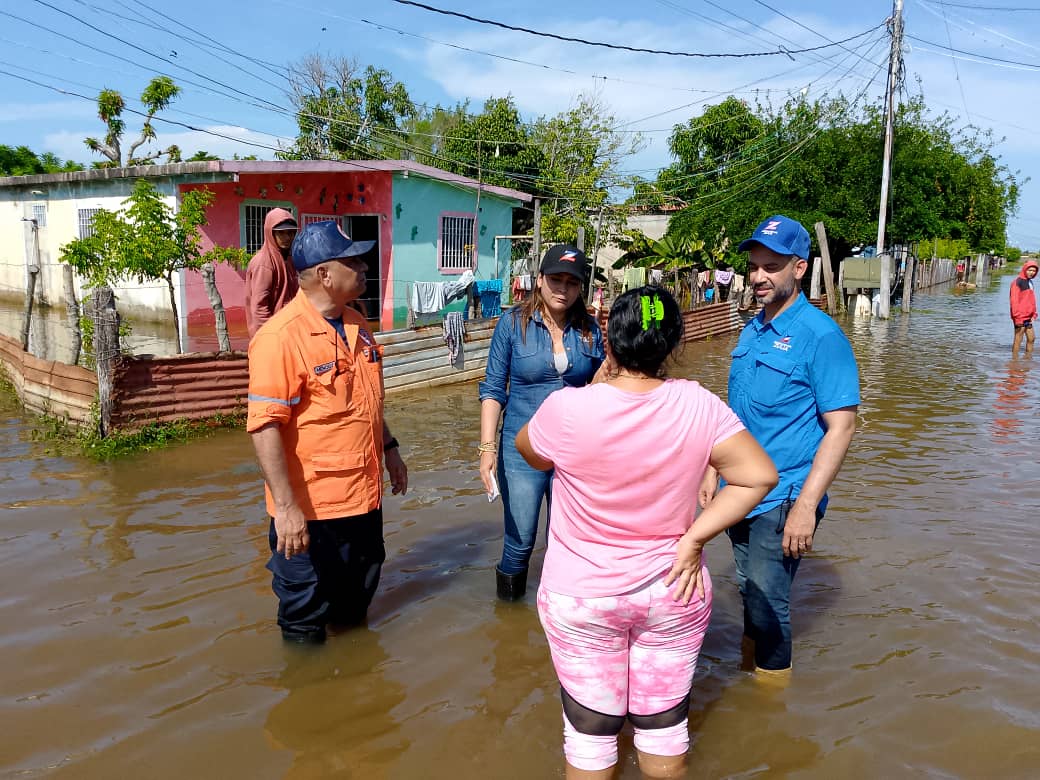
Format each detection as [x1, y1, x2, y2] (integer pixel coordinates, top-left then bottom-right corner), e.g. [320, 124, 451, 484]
[2, 274, 1039, 779]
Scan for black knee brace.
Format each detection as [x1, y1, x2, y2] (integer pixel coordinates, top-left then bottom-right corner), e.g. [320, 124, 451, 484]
[628, 692, 691, 730]
[561, 688, 625, 736]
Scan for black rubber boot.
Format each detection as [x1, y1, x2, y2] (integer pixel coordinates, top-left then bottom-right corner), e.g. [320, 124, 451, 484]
[496, 567, 528, 601]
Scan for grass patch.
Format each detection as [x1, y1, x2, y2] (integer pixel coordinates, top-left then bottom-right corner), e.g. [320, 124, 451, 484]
[2, 362, 245, 459]
[22, 405, 245, 460]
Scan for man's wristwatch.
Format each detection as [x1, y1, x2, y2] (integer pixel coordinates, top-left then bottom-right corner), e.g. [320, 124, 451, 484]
[384, 437, 400, 452]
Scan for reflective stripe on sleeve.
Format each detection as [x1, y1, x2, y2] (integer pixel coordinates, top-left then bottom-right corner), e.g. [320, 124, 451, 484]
[247, 393, 301, 406]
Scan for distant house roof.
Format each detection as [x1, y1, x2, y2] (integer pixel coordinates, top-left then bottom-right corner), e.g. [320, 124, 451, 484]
[0, 159, 532, 203]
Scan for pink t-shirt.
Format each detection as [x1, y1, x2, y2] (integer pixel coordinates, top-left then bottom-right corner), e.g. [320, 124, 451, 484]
[527, 379, 745, 598]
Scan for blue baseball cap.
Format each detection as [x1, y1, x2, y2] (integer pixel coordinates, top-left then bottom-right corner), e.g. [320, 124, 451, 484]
[737, 215, 811, 260]
[291, 220, 376, 271]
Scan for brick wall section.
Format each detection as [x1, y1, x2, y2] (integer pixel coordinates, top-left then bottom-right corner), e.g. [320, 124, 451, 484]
[0, 334, 96, 424]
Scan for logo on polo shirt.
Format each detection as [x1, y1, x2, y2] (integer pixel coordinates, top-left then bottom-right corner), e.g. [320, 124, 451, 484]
[314, 361, 335, 375]
[772, 336, 792, 352]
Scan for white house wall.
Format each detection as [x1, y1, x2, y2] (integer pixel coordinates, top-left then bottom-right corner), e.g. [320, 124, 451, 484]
[0, 180, 182, 324]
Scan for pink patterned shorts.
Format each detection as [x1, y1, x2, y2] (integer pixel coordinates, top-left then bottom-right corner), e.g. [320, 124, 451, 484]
[537, 570, 713, 719]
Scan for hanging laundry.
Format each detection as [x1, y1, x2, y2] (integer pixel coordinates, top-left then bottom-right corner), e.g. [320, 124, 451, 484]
[474, 279, 503, 318]
[412, 281, 446, 314]
[443, 269, 475, 303]
[623, 266, 647, 291]
[649, 269, 664, 285]
[443, 311, 466, 369]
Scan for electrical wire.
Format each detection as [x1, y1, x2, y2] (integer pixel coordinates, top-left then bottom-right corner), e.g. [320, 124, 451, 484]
[390, 0, 884, 59]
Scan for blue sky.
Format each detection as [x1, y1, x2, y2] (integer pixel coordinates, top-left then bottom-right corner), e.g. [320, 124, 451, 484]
[2, 0, 1038, 247]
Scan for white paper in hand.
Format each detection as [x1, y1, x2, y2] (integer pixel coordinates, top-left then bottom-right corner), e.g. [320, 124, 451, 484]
[487, 472, 500, 503]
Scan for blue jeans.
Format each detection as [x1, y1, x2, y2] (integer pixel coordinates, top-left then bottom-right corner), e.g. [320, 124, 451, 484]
[726, 501, 823, 670]
[497, 444, 552, 575]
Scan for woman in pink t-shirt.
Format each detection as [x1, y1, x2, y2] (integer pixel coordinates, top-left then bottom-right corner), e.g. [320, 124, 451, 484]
[516, 286, 777, 780]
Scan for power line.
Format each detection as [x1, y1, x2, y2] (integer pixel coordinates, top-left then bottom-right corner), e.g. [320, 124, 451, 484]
[907, 33, 1040, 68]
[924, 2, 1040, 9]
[936, 0, 972, 122]
[391, 0, 884, 59]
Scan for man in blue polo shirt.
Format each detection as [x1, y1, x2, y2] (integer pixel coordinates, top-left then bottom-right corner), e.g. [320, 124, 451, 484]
[705, 215, 859, 678]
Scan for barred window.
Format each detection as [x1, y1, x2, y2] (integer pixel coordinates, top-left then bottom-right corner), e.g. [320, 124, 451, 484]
[438, 214, 475, 272]
[32, 204, 47, 227]
[240, 202, 296, 253]
[77, 208, 101, 238]
[301, 213, 339, 227]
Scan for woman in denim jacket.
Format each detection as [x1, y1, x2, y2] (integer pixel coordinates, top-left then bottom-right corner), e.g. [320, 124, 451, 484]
[478, 245, 605, 601]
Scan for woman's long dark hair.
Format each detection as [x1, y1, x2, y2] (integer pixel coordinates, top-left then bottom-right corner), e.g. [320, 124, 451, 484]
[607, 285, 684, 377]
[512, 275, 594, 345]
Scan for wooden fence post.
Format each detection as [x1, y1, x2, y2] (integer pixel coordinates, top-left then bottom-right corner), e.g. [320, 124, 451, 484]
[813, 222, 838, 314]
[810, 256, 822, 299]
[20, 219, 41, 351]
[902, 255, 915, 312]
[531, 198, 542, 275]
[92, 286, 120, 438]
[63, 265, 81, 365]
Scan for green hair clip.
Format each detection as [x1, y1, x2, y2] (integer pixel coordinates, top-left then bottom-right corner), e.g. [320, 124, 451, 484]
[640, 294, 664, 331]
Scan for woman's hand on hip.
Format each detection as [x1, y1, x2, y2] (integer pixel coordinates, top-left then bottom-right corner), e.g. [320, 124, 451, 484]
[664, 535, 706, 605]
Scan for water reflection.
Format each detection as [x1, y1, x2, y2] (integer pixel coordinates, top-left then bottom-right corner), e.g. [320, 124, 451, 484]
[992, 354, 1033, 444]
[2, 276, 1040, 778]
[265, 632, 408, 778]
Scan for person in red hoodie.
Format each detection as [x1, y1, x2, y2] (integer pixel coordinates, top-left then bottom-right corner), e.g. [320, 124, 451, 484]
[1010, 259, 1038, 355]
[245, 208, 299, 338]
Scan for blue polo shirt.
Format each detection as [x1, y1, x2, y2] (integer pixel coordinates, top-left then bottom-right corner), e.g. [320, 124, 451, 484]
[728, 293, 860, 516]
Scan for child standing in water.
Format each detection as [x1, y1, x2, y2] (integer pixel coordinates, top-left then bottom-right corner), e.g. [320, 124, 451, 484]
[1010, 259, 1038, 355]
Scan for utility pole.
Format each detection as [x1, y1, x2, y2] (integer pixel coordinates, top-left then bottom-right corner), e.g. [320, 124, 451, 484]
[876, 0, 903, 319]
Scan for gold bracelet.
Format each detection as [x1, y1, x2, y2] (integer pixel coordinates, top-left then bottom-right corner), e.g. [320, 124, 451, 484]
[478, 442, 497, 453]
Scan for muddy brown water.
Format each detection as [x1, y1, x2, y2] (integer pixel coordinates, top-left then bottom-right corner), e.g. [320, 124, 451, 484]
[2, 275, 1039, 779]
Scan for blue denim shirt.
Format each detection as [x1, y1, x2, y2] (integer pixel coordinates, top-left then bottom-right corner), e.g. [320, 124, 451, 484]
[479, 307, 605, 443]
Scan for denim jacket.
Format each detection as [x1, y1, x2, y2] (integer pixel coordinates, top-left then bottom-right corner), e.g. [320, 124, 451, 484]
[478, 307, 605, 443]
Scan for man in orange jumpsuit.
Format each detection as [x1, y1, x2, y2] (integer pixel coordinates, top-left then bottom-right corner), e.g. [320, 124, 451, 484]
[247, 220, 407, 643]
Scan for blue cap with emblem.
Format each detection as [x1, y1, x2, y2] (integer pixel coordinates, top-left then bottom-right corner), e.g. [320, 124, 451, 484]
[291, 220, 376, 271]
[738, 215, 811, 260]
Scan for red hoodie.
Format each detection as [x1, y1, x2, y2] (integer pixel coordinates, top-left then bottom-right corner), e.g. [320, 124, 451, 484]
[245, 208, 299, 338]
[1009, 259, 1038, 326]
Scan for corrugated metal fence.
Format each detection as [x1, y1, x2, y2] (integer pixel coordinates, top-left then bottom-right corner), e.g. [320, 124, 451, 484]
[0, 333, 95, 424]
[2, 303, 747, 432]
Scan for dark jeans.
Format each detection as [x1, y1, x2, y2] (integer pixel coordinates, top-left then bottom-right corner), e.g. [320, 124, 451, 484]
[727, 501, 823, 670]
[266, 509, 385, 639]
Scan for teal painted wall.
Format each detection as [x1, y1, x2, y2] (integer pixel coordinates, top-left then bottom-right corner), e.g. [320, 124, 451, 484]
[390, 173, 517, 328]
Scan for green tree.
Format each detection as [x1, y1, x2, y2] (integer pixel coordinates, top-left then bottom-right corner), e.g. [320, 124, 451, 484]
[0, 145, 83, 175]
[530, 94, 644, 246]
[60, 180, 248, 353]
[283, 54, 415, 160]
[85, 76, 181, 167]
[440, 96, 544, 190]
[654, 94, 1020, 263]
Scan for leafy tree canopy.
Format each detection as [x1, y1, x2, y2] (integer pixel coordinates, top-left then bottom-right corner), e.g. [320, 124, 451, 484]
[85, 76, 180, 167]
[651, 94, 1020, 259]
[0, 145, 84, 176]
